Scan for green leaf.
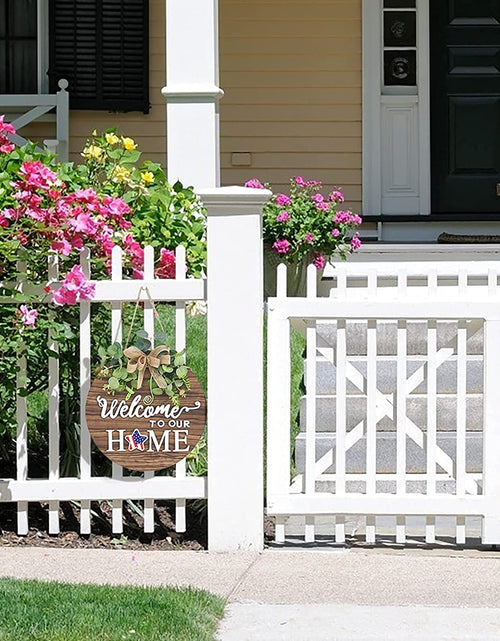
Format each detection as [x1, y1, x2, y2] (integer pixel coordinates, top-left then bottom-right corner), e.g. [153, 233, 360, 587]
[108, 377, 120, 390]
[174, 355, 184, 367]
[17, 387, 29, 397]
[114, 367, 128, 380]
[155, 332, 168, 343]
[98, 346, 107, 359]
[176, 366, 188, 378]
[107, 342, 121, 356]
[134, 337, 151, 352]
[135, 329, 149, 339]
[151, 388, 163, 396]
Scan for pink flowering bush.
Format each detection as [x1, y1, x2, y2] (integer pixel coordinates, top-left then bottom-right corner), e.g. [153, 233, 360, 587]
[246, 176, 362, 268]
[0, 118, 205, 446]
[0, 119, 206, 317]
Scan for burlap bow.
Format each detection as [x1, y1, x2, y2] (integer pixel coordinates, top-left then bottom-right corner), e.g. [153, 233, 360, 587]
[123, 345, 171, 390]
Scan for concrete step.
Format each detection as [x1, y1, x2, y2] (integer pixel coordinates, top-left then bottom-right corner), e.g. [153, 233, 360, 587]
[299, 394, 483, 433]
[281, 513, 483, 540]
[316, 320, 483, 356]
[310, 356, 483, 395]
[294, 431, 483, 475]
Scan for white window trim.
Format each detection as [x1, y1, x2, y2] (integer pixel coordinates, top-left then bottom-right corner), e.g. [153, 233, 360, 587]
[362, 0, 431, 217]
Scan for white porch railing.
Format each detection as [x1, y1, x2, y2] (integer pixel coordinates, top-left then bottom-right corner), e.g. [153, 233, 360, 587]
[0, 79, 69, 161]
[267, 261, 500, 547]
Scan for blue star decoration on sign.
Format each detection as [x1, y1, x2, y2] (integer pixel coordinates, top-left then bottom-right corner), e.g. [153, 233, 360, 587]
[125, 429, 148, 452]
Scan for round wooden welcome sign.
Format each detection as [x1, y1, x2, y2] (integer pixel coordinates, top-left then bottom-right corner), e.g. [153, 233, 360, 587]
[85, 372, 206, 471]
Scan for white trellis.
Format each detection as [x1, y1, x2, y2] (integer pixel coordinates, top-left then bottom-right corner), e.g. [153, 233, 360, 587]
[267, 261, 500, 546]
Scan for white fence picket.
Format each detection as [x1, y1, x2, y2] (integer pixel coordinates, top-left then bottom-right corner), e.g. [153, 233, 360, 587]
[48, 253, 60, 534]
[175, 245, 187, 534]
[305, 319, 317, 543]
[79, 249, 92, 534]
[111, 246, 124, 534]
[425, 320, 437, 545]
[366, 319, 377, 545]
[396, 319, 407, 544]
[335, 319, 346, 544]
[16, 352, 28, 535]
[142, 245, 157, 534]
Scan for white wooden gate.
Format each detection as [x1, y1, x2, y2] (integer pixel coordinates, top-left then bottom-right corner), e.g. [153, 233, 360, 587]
[267, 262, 500, 546]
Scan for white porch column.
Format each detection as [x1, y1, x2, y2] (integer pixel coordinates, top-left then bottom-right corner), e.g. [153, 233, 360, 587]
[200, 186, 271, 551]
[163, 0, 223, 190]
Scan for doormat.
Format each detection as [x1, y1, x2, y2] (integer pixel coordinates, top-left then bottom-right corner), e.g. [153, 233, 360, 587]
[438, 232, 500, 244]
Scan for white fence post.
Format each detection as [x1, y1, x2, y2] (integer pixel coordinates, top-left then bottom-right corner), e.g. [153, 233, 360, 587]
[199, 186, 271, 551]
[482, 318, 500, 544]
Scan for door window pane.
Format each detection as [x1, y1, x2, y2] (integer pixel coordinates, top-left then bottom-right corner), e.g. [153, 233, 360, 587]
[384, 11, 417, 47]
[384, 50, 417, 86]
[9, 41, 37, 93]
[0, 0, 37, 93]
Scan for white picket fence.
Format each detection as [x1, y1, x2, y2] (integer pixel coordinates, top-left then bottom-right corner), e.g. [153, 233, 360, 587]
[267, 261, 500, 546]
[0, 187, 270, 551]
[1, 245, 206, 536]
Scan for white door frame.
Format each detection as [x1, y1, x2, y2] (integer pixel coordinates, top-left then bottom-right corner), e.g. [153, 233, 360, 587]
[362, 0, 431, 217]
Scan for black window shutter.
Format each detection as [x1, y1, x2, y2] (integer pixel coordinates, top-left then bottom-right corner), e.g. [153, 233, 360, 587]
[48, 0, 150, 113]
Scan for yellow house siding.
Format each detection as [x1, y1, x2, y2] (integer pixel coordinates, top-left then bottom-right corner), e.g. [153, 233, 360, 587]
[219, 0, 362, 213]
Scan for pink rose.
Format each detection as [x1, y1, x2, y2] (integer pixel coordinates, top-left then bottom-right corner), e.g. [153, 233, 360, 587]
[313, 253, 325, 270]
[276, 193, 291, 207]
[51, 264, 96, 306]
[272, 239, 291, 254]
[276, 211, 290, 223]
[351, 233, 362, 250]
[18, 305, 38, 328]
[0, 115, 16, 135]
[329, 190, 345, 203]
[155, 248, 176, 279]
[245, 179, 264, 189]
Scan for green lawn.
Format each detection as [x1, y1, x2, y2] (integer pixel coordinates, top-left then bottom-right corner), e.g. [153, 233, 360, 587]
[0, 578, 225, 641]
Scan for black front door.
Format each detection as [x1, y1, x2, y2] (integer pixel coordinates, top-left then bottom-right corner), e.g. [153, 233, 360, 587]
[431, 0, 500, 213]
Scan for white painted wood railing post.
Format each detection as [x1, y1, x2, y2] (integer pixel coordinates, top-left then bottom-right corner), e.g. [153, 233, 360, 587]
[482, 318, 500, 544]
[200, 186, 271, 551]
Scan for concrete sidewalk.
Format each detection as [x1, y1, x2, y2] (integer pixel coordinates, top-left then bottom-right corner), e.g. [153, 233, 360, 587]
[1, 547, 500, 639]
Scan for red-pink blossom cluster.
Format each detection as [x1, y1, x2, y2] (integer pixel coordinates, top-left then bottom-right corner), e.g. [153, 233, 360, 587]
[51, 265, 96, 306]
[7, 163, 133, 261]
[1, 156, 177, 314]
[155, 248, 176, 279]
[0, 115, 15, 154]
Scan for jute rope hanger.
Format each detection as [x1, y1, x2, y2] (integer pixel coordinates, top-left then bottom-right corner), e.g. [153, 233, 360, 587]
[123, 286, 171, 390]
[124, 285, 168, 350]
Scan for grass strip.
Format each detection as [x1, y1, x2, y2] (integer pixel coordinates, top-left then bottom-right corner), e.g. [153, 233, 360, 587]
[0, 578, 225, 641]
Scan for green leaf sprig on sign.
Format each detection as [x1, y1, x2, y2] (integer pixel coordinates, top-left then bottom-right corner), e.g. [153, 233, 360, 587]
[96, 330, 190, 406]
